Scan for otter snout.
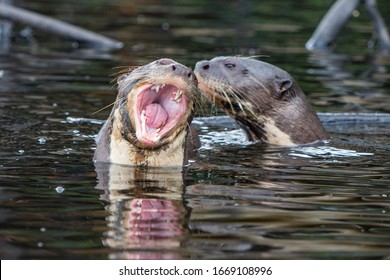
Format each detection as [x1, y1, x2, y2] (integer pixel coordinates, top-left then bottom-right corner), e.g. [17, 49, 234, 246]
[157, 58, 194, 80]
[195, 60, 210, 72]
[194, 60, 210, 74]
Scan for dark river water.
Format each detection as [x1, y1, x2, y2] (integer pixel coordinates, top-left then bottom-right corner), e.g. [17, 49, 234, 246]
[1, 0, 389, 259]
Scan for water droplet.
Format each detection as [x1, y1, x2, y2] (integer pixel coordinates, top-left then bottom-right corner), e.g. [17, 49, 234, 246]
[37, 242, 44, 247]
[40, 227, 47, 232]
[18, 149, 25, 154]
[55, 186, 65, 193]
[38, 137, 46, 144]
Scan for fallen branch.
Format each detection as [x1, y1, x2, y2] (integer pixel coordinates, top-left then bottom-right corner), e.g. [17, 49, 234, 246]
[0, 3, 123, 49]
[306, 0, 360, 52]
[306, 0, 390, 54]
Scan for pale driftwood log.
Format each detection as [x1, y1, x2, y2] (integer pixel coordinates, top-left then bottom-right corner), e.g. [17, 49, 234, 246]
[364, 0, 390, 52]
[194, 113, 390, 129]
[306, 0, 390, 54]
[0, 3, 123, 49]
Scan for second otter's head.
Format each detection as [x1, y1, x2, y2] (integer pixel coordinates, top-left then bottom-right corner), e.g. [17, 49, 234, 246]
[194, 56, 329, 145]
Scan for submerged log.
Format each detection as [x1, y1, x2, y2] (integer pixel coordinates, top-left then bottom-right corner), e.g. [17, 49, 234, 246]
[0, 3, 123, 49]
[194, 113, 390, 129]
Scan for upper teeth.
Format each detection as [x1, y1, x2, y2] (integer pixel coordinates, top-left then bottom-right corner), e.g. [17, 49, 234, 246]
[151, 84, 165, 92]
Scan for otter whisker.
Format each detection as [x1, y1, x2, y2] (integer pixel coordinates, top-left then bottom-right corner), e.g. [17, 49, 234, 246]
[104, 84, 139, 126]
[222, 83, 260, 118]
[90, 102, 115, 116]
[215, 87, 237, 114]
[90, 95, 128, 116]
[192, 90, 209, 117]
[225, 89, 246, 114]
[204, 79, 238, 114]
[111, 65, 141, 76]
[217, 82, 251, 116]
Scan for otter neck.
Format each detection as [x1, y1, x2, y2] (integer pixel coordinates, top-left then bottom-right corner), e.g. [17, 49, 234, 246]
[235, 89, 329, 145]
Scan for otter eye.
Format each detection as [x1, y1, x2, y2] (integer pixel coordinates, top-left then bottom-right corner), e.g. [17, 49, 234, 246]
[224, 63, 236, 69]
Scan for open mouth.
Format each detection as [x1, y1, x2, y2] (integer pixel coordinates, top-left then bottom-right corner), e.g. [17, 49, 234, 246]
[134, 83, 188, 146]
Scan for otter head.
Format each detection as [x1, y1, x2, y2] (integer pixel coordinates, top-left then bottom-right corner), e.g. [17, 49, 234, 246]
[194, 56, 329, 145]
[95, 58, 199, 166]
[116, 58, 197, 149]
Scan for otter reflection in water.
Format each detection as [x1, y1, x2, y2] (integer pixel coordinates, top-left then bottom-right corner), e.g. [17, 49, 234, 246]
[95, 163, 189, 259]
[93, 59, 199, 259]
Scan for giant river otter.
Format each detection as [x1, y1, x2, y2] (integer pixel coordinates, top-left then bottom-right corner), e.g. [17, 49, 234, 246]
[194, 56, 329, 145]
[94, 58, 199, 166]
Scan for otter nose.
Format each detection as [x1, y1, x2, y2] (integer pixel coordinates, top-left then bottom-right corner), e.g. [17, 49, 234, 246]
[195, 60, 210, 71]
[171, 63, 193, 79]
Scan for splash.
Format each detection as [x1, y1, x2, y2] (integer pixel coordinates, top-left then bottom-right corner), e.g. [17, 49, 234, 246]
[289, 145, 374, 159]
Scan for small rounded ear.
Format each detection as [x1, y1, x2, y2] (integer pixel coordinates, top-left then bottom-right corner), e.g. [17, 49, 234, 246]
[117, 74, 127, 87]
[272, 78, 293, 99]
[279, 79, 293, 94]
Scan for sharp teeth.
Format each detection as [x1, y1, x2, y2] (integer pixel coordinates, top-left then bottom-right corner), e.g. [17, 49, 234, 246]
[152, 134, 161, 142]
[151, 84, 165, 93]
[141, 110, 147, 132]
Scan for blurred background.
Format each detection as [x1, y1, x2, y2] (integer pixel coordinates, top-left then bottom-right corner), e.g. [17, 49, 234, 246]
[1, 0, 390, 115]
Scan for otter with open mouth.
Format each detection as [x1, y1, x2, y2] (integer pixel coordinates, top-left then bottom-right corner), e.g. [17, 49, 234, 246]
[194, 56, 329, 145]
[94, 58, 199, 166]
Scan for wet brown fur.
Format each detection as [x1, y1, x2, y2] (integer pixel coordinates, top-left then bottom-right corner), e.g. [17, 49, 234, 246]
[94, 59, 200, 166]
[194, 56, 329, 145]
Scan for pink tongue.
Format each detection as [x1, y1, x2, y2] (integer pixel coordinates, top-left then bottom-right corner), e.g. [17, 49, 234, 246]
[145, 103, 168, 128]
